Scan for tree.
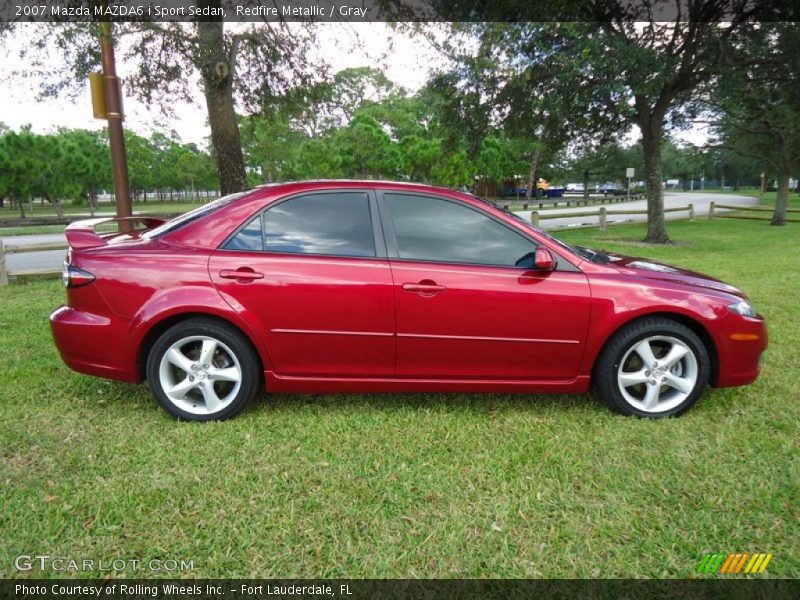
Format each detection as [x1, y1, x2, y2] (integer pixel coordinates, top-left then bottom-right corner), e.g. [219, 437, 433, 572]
[436, 23, 624, 200]
[712, 23, 800, 226]
[334, 112, 401, 179]
[125, 131, 157, 203]
[0, 128, 37, 217]
[58, 129, 112, 215]
[582, 7, 759, 242]
[2, 14, 318, 195]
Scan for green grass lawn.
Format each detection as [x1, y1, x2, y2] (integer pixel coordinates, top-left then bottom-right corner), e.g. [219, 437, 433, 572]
[0, 200, 207, 220]
[0, 218, 797, 579]
[1, 225, 70, 237]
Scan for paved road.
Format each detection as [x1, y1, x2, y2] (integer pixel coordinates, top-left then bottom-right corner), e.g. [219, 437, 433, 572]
[2, 193, 758, 274]
[2, 233, 68, 273]
[514, 192, 757, 230]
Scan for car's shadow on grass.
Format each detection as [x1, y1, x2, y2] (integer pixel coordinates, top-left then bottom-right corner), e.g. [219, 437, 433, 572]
[93, 378, 606, 419]
[96, 378, 739, 422]
[248, 388, 609, 419]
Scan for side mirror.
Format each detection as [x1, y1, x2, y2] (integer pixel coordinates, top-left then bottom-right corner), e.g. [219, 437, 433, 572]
[515, 247, 556, 271]
[534, 246, 555, 271]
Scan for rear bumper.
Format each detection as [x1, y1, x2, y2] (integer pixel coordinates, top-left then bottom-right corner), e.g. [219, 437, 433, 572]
[50, 306, 139, 383]
[714, 314, 768, 388]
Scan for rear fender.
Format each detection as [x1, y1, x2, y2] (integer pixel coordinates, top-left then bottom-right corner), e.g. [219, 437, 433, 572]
[128, 287, 275, 379]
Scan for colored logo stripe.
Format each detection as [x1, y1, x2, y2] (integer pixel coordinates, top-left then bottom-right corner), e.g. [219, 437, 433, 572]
[698, 553, 772, 574]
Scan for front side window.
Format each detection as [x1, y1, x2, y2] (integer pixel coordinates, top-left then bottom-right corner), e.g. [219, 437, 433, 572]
[384, 193, 535, 266]
[224, 192, 376, 258]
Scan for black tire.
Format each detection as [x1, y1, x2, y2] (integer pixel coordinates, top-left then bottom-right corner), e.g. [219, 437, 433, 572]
[145, 317, 261, 421]
[594, 317, 710, 418]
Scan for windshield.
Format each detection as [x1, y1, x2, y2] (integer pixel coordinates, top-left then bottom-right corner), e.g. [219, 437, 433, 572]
[501, 207, 580, 255]
[143, 191, 250, 239]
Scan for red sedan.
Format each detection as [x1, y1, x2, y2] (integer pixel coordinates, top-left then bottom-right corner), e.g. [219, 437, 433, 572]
[50, 181, 767, 421]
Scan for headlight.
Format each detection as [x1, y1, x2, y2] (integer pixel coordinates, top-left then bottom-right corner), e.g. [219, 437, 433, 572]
[728, 299, 757, 318]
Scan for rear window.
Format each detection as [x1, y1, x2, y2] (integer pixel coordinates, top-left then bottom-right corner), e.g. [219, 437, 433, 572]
[143, 191, 249, 239]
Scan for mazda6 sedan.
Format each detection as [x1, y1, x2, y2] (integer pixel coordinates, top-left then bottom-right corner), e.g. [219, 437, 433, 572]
[51, 181, 767, 421]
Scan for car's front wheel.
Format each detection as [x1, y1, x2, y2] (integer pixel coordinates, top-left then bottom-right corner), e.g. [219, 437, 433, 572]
[145, 318, 260, 421]
[595, 317, 710, 417]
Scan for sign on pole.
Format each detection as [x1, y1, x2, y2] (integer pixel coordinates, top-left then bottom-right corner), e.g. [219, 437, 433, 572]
[625, 168, 634, 201]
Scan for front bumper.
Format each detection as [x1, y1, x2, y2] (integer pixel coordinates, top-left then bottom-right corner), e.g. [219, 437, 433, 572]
[714, 313, 768, 388]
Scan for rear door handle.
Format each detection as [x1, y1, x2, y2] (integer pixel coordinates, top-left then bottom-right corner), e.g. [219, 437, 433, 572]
[219, 268, 264, 281]
[402, 280, 446, 294]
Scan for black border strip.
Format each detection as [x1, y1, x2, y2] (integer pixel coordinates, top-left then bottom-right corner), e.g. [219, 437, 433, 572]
[3, 579, 800, 600]
[3, 0, 800, 23]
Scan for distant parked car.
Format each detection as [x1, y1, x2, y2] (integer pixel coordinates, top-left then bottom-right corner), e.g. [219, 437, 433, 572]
[596, 182, 621, 193]
[51, 181, 767, 421]
[565, 183, 585, 193]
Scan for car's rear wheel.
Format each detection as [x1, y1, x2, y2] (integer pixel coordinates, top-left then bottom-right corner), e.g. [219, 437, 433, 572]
[145, 318, 260, 421]
[594, 317, 710, 417]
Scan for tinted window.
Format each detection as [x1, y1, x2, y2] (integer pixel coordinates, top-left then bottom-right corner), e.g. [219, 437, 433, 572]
[145, 191, 249, 239]
[225, 215, 263, 251]
[263, 192, 376, 257]
[385, 193, 534, 266]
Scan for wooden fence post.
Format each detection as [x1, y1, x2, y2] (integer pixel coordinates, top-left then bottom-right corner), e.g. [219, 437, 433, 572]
[708, 201, 715, 219]
[599, 207, 607, 232]
[688, 203, 695, 221]
[531, 211, 540, 227]
[0, 240, 8, 286]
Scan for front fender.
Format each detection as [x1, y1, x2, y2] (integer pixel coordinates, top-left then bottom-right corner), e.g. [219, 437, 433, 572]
[579, 274, 725, 377]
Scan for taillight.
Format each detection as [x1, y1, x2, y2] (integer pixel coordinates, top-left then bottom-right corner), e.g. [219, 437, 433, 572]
[62, 262, 95, 288]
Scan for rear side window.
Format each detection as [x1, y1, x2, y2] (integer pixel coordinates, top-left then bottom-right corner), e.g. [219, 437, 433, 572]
[225, 192, 376, 258]
[225, 215, 263, 251]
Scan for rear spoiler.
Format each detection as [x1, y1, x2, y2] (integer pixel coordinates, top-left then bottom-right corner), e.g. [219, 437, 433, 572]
[65, 216, 167, 250]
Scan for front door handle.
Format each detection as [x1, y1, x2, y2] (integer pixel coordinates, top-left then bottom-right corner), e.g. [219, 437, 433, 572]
[402, 280, 446, 295]
[219, 268, 264, 282]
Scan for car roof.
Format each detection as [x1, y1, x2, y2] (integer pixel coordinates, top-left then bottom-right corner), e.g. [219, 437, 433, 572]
[251, 179, 461, 195]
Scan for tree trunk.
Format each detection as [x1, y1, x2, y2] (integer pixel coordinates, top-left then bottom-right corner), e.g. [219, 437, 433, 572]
[772, 173, 789, 226]
[525, 149, 542, 201]
[197, 18, 248, 196]
[16, 197, 25, 219]
[639, 116, 670, 243]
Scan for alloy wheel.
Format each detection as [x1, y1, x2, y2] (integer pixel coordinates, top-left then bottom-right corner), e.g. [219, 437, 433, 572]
[158, 335, 242, 415]
[616, 335, 699, 414]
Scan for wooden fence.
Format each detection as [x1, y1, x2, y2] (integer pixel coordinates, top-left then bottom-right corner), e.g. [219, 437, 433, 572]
[708, 201, 800, 222]
[498, 194, 644, 212]
[0, 240, 68, 285]
[530, 204, 695, 230]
